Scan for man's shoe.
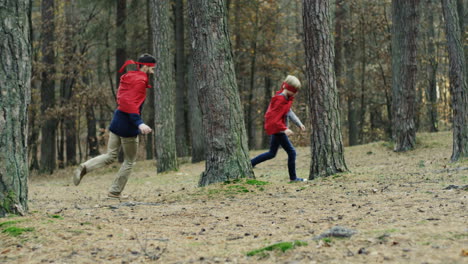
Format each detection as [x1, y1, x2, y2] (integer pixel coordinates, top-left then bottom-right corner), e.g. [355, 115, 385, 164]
[291, 178, 308, 182]
[107, 192, 129, 199]
[73, 165, 87, 186]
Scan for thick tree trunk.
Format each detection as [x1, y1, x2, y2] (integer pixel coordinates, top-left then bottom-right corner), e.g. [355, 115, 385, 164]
[151, 0, 178, 172]
[391, 0, 420, 152]
[0, 0, 31, 216]
[144, 0, 155, 160]
[303, 0, 348, 179]
[174, 0, 189, 157]
[40, 0, 57, 174]
[441, 0, 468, 161]
[188, 0, 254, 186]
[187, 55, 205, 163]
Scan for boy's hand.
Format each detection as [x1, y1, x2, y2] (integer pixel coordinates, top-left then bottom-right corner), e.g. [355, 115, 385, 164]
[138, 124, 152, 134]
[285, 129, 294, 136]
[300, 125, 306, 131]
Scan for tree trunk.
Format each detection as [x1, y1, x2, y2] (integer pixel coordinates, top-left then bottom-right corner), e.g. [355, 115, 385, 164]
[150, 0, 178, 172]
[247, 4, 260, 149]
[0, 0, 31, 216]
[116, 0, 127, 91]
[343, 2, 359, 146]
[86, 105, 100, 157]
[391, 0, 420, 152]
[441, 0, 468, 161]
[188, 0, 254, 186]
[426, 0, 439, 132]
[303, 0, 348, 179]
[61, 0, 77, 165]
[358, 15, 367, 144]
[144, 0, 155, 160]
[262, 76, 272, 149]
[116, 0, 126, 164]
[40, 0, 57, 174]
[187, 55, 205, 163]
[174, 0, 190, 157]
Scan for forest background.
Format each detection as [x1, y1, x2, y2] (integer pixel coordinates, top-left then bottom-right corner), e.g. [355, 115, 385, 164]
[28, 0, 465, 175]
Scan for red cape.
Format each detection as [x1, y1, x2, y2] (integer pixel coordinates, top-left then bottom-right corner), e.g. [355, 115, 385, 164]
[116, 71, 151, 114]
[264, 90, 294, 135]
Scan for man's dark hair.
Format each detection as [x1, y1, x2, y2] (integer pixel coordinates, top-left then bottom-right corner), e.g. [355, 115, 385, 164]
[138, 54, 156, 64]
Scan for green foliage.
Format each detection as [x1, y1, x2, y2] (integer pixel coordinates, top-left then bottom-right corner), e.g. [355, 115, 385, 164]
[381, 141, 394, 150]
[321, 237, 332, 243]
[0, 220, 22, 228]
[245, 179, 269, 186]
[246, 240, 308, 257]
[2, 226, 34, 237]
[418, 160, 426, 168]
[1, 190, 17, 215]
[49, 214, 63, 220]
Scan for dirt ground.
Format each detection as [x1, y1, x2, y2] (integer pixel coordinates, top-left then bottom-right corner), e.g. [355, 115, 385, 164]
[1, 131, 467, 264]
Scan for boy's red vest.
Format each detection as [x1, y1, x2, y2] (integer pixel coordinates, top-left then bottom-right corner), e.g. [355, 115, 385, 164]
[116, 71, 151, 114]
[264, 90, 294, 135]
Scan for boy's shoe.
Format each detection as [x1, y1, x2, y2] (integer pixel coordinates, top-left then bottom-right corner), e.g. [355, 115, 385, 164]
[291, 178, 308, 182]
[73, 165, 87, 186]
[107, 192, 129, 199]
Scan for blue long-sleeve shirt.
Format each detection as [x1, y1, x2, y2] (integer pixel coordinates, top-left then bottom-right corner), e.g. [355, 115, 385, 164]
[109, 109, 143, 137]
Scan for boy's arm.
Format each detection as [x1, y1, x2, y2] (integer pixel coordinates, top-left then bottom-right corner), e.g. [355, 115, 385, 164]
[128, 114, 152, 134]
[287, 110, 305, 128]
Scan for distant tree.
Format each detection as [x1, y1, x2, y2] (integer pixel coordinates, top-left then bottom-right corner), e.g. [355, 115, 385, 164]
[150, 0, 178, 172]
[174, 0, 190, 157]
[40, 0, 57, 173]
[0, 0, 32, 216]
[303, 0, 348, 178]
[116, 0, 127, 90]
[188, 0, 254, 186]
[391, 0, 420, 152]
[425, 0, 439, 132]
[441, 0, 468, 161]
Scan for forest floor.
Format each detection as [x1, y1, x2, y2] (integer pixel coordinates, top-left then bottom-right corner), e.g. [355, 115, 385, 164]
[1, 131, 467, 264]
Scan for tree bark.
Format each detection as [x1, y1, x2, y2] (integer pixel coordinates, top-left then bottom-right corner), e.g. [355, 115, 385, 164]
[343, 2, 359, 146]
[187, 55, 205, 163]
[188, 0, 254, 186]
[61, 0, 77, 165]
[426, 0, 439, 132]
[86, 105, 100, 157]
[40, 0, 57, 174]
[116, 0, 127, 93]
[0, 0, 32, 216]
[391, 0, 420, 152]
[303, 0, 348, 179]
[174, 0, 190, 157]
[150, 0, 178, 172]
[144, 0, 155, 160]
[441, 0, 468, 161]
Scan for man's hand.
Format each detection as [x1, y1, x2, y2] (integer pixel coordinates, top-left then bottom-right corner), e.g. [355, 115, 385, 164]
[300, 125, 306, 132]
[138, 123, 152, 134]
[284, 129, 294, 136]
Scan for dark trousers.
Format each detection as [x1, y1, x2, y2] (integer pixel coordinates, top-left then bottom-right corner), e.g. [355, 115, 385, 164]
[251, 133, 297, 180]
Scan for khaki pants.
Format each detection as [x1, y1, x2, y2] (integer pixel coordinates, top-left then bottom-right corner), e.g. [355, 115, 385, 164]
[82, 132, 138, 194]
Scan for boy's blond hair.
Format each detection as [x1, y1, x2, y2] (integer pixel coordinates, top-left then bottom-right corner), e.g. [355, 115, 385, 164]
[284, 75, 301, 90]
